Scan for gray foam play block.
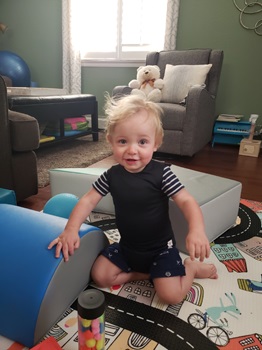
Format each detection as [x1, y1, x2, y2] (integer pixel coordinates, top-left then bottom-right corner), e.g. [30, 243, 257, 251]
[50, 166, 241, 254]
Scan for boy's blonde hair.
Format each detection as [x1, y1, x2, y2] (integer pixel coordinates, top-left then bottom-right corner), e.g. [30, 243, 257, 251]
[104, 94, 164, 147]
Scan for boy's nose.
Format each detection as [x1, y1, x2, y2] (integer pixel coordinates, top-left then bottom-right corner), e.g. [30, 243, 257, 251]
[127, 144, 137, 154]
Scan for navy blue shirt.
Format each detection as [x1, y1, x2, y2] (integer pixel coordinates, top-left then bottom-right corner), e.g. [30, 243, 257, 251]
[93, 160, 184, 253]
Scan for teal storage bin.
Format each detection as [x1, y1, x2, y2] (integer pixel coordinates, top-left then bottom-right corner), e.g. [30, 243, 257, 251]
[0, 188, 16, 205]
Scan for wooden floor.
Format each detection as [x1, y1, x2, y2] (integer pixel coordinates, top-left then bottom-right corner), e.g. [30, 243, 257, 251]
[18, 143, 262, 211]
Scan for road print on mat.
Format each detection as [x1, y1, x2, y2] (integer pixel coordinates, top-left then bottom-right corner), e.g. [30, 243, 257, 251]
[1, 199, 261, 349]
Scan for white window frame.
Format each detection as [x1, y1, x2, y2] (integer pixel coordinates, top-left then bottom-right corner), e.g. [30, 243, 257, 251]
[78, 0, 168, 67]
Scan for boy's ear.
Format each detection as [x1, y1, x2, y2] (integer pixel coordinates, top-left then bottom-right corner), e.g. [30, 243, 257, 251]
[106, 134, 112, 144]
[154, 138, 161, 151]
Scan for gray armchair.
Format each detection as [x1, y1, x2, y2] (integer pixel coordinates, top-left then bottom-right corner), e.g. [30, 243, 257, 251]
[113, 49, 223, 156]
[0, 75, 40, 202]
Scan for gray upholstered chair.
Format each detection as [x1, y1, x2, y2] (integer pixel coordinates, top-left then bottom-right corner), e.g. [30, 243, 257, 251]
[0, 75, 40, 201]
[113, 49, 224, 156]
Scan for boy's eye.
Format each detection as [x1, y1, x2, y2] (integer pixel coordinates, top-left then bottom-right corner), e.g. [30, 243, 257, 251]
[118, 139, 126, 144]
[139, 139, 148, 145]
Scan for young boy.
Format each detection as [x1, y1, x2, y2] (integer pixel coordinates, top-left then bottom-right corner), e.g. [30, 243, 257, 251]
[48, 94, 218, 305]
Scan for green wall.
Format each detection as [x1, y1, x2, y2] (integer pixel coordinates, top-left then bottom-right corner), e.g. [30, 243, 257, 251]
[0, 0, 261, 122]
[0, 0, 63, 89]
[176, 1, 262, 124]
[81, 67, 136, 115]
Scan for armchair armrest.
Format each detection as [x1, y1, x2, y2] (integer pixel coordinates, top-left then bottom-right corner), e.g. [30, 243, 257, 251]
[112, 85, 132, 97]
[8, 110, 40, 152]
[1, 75, 12, 87]
[186, 86, 216, 125]
[183, 86, 216, 152]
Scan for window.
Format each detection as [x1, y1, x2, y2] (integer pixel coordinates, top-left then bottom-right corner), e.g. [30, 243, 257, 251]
[77, 0, 167, 66]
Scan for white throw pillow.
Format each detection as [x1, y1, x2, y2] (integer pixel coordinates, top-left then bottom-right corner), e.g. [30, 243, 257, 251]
[161, 64, 212, 103]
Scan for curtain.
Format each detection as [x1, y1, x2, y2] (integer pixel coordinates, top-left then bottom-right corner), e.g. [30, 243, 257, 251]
[62, 0, 81, 94]
[164, 0, 180, 50]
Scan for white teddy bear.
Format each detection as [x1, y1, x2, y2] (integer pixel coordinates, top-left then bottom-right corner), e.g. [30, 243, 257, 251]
[128, 65, 164, 103]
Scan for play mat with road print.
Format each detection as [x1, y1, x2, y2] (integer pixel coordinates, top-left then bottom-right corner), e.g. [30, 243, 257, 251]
[1, 199, 261, 350]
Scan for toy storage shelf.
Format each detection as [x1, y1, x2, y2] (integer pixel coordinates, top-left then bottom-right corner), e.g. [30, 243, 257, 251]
[39, 128, 94, 147]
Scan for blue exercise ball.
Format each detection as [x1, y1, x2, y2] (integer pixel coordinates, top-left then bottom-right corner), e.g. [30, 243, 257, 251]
[0, 50, 31, 87]
[43, 193, 79, 219]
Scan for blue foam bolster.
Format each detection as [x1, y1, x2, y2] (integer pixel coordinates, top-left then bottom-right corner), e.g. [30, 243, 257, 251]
[0, 204, 103, 347]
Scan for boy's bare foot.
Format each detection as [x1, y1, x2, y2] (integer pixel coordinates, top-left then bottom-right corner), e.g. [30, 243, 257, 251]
[184, 258, 218, 279]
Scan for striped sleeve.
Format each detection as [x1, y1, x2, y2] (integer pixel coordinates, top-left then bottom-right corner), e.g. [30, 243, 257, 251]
[162, 165, 184, 197]
[92, 171, 110, 196]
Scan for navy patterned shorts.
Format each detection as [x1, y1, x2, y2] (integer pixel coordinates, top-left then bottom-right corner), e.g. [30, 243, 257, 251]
[101, 240, 186, 279]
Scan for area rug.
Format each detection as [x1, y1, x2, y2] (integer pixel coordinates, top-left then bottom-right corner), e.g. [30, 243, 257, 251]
[36, 132, 112, 188]
[1, 199, 261, 350]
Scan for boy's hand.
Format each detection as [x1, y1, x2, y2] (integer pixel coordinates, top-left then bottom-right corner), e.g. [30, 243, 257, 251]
[48, 231, 80, 262]
[186, 231, 210, 262]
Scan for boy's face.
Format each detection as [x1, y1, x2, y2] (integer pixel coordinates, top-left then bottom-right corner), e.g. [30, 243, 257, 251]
[108, 109, 158, 173]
